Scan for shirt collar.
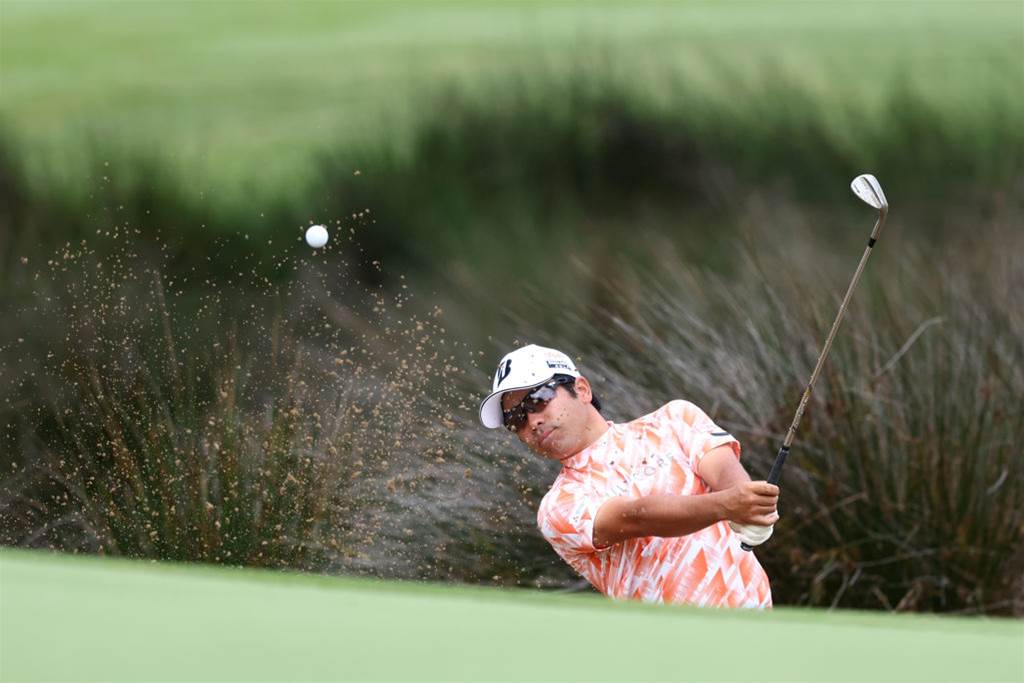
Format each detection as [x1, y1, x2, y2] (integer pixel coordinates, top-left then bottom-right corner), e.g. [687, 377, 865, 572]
[559, 420, 615, 471]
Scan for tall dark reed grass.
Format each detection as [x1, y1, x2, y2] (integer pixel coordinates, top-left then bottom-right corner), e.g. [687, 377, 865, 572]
[0, 232, 474, 574]
[2, 214, 1021, 613]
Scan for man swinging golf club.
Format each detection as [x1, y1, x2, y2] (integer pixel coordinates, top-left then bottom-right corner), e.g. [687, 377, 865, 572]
[479, 344, 778, 608]
[479, 176, 889, 607]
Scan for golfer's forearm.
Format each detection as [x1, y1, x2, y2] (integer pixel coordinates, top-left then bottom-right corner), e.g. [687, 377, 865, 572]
[622, 493, 726, 538]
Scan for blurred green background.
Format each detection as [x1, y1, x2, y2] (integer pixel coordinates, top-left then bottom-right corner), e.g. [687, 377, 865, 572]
[7, 1, 1019, 199]
[1, 0, 1022, 619]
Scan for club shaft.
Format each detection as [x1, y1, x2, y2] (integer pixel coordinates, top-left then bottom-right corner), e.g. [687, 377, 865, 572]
[740, 214, 885, 553]
[772, 230, 878, 478]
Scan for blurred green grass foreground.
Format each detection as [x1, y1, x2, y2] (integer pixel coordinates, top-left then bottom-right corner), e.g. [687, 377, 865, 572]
[1, 0, 1023, 618]
[2, 549, 1023, 682]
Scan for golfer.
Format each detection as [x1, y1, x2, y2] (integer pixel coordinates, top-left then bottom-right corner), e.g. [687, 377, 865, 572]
[479, 344, 778, 608]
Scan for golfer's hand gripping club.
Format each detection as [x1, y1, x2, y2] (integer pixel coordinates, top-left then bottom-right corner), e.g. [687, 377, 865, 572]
[722, 480, 778, 548]
[739, 174, 888, 553]
[737, 445, 787, 551]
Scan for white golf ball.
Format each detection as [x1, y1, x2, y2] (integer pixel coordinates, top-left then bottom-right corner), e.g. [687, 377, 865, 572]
[305, 224, 329, 248]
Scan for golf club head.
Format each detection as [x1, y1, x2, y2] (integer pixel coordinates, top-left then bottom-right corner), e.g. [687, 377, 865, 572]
[850, 174, 888, 211]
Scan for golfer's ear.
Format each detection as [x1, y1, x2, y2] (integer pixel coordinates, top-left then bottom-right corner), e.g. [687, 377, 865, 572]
[575, 376, 593, 403]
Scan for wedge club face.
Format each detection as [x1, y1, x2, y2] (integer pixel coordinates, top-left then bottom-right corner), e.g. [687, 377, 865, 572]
[851, 173, 888, 210]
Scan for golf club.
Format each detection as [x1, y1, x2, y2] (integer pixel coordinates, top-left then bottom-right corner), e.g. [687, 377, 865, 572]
[741, 173, 889, 552]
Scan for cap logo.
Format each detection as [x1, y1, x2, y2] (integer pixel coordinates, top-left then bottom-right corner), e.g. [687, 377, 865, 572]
[495, 359, 512, 387]
[546, 360, 572, 371]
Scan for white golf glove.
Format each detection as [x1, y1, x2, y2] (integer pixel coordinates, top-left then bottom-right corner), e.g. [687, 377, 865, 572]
[728, 521, 774, 547]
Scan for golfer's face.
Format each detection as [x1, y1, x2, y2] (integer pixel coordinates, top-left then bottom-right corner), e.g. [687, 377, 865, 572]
[501, 385, 579, 459]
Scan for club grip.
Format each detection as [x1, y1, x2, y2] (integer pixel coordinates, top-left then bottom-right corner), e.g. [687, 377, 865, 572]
[739, 444, 789, 552]
[765, 444, 790, 485]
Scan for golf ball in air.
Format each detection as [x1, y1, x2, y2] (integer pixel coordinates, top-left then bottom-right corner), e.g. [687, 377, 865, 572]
[305, 224, 328, 248]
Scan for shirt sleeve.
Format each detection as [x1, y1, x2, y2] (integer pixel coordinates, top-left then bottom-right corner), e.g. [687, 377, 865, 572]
[664, 400, 741, 470]
[537, 478, 615, 558]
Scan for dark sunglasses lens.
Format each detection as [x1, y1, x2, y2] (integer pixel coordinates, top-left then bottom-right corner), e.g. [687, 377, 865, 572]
[525, 386, 557, 405]
[503, 406, 527, 431]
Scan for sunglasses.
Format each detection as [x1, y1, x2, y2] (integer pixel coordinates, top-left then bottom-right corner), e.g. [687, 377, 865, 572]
[502, 376, 575, 432]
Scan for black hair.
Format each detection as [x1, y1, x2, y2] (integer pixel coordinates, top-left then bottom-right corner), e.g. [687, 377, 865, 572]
[553, 373, 602, 413]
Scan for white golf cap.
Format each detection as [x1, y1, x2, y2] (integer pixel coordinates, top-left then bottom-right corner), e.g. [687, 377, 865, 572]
[479, 344, 580, 429]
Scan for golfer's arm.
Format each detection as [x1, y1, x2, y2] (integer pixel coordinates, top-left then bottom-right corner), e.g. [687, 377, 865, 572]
[592, 493, 728, 549]
[697, 444, 752, 492]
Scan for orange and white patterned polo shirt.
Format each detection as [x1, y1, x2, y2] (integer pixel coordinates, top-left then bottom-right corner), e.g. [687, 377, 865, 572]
[537, 400, 772, 608]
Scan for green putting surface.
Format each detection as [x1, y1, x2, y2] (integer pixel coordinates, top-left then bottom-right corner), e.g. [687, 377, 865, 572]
[1, 549, 1021, 682]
